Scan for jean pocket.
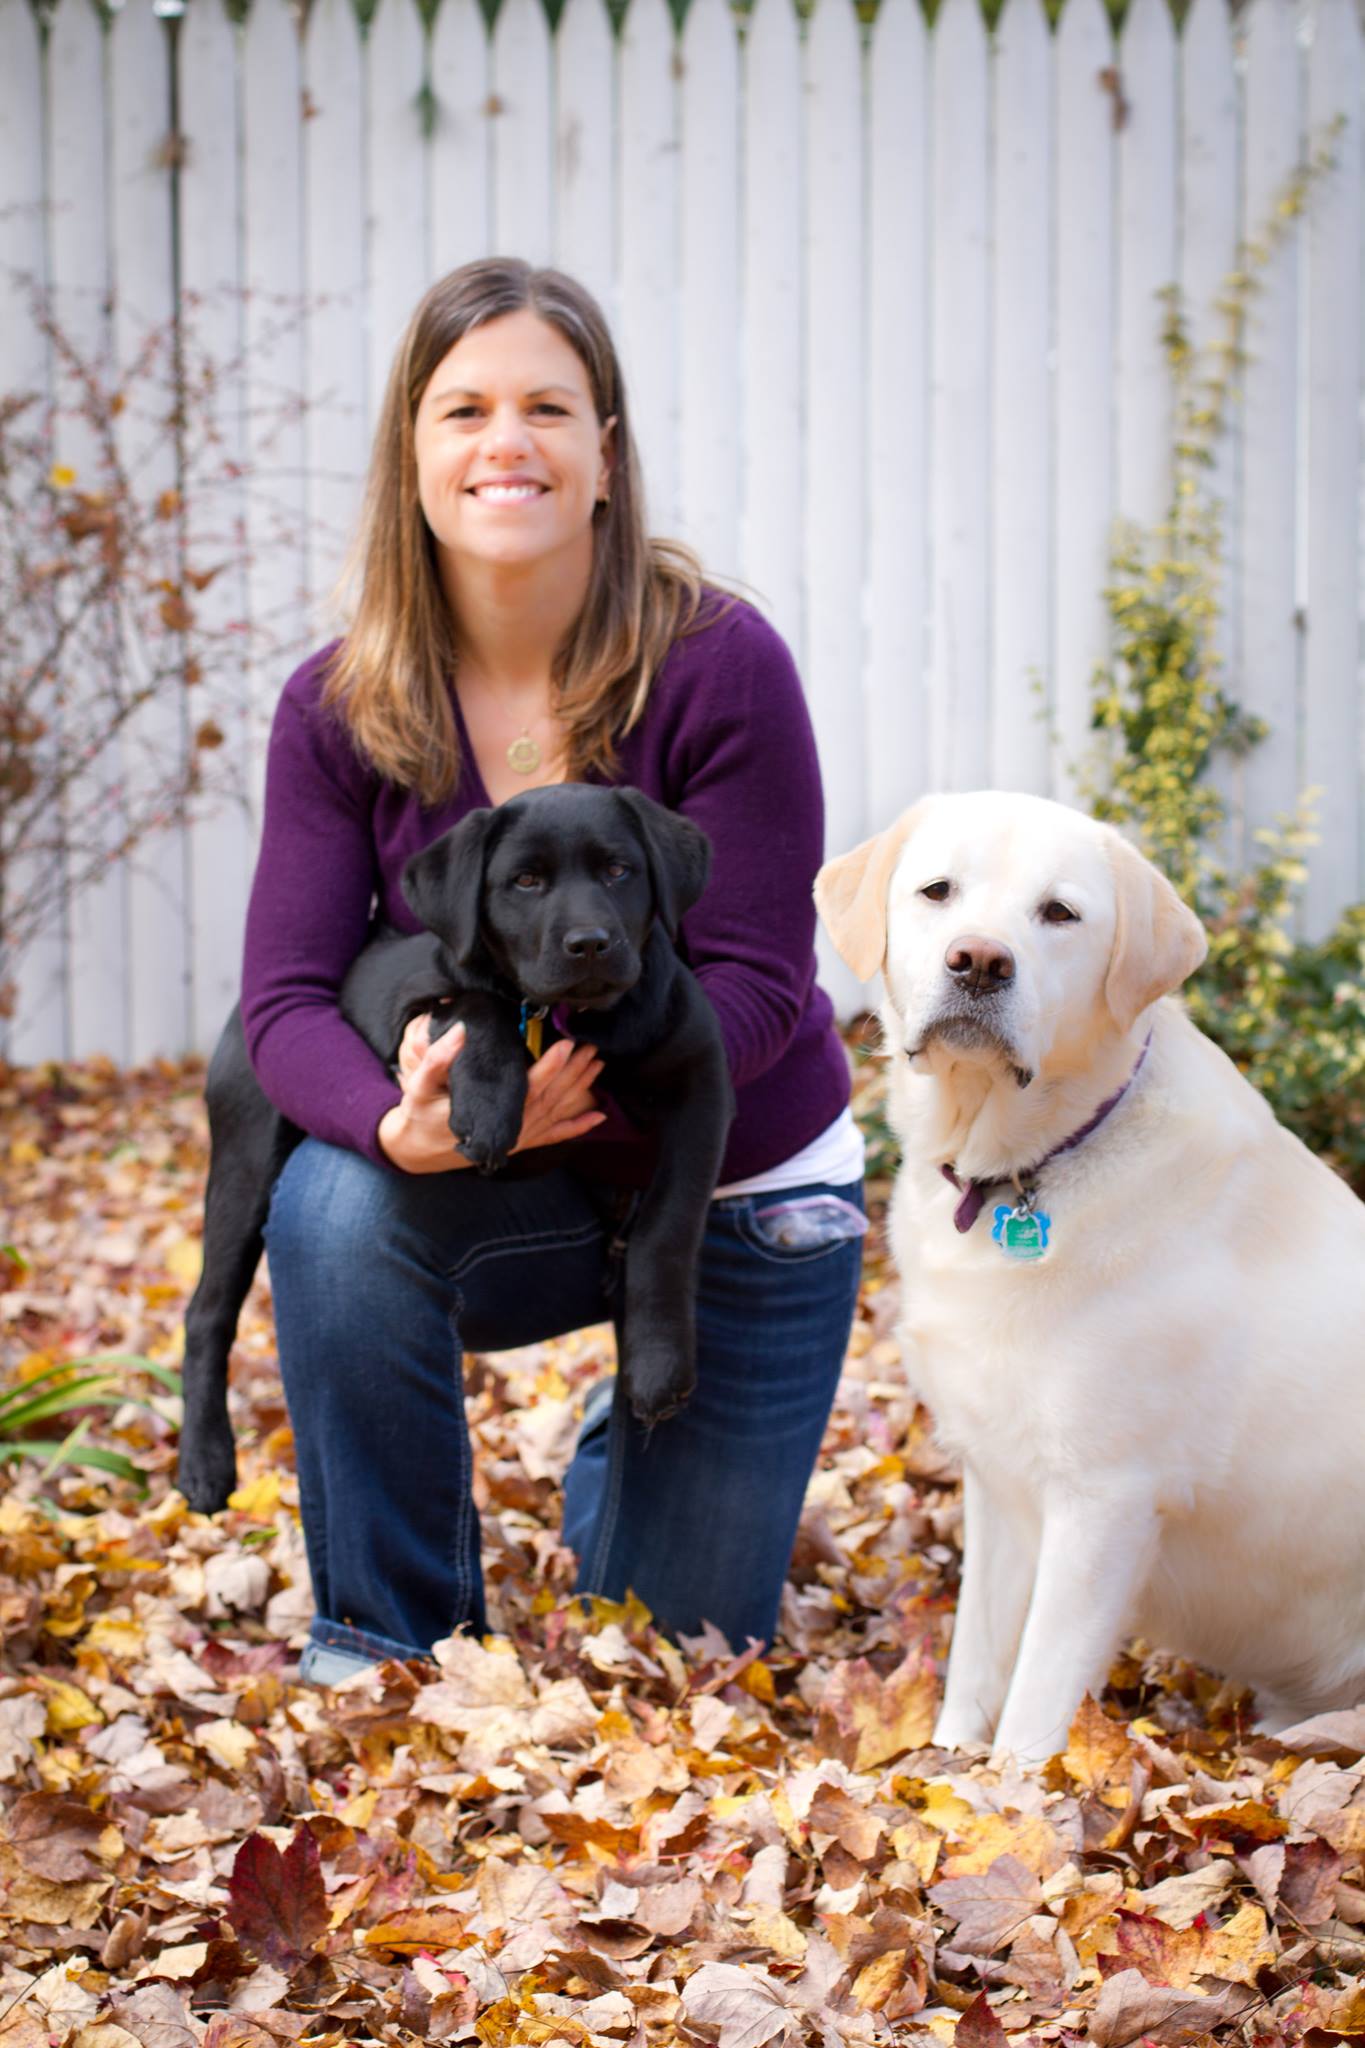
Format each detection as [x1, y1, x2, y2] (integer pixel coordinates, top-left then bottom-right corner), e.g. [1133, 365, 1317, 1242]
[735, 1193, 869, 1264]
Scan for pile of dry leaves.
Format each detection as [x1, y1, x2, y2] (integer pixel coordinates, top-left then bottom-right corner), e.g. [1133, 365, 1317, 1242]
[1, 1053, 1363, 2048]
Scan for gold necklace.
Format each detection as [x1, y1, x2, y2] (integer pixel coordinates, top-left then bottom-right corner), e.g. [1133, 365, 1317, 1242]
[507, 728, 541, 775]
[464, 669, 552, 776]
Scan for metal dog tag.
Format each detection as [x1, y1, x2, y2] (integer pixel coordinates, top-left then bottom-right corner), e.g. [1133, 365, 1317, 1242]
[992, 1203, 1051, 1260]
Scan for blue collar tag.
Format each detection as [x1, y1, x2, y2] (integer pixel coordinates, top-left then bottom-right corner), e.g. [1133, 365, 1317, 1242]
[992, 1202, 1051, 1260]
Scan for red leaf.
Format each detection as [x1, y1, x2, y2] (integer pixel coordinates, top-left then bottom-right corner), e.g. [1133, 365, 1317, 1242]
[955, 1991, 1008, 2048]
[226, 1825, 328, 1970]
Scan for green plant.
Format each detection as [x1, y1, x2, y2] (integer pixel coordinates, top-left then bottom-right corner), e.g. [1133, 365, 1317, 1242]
[0, 1351, 181, 1492]
[1086, 125, 1365, 1196]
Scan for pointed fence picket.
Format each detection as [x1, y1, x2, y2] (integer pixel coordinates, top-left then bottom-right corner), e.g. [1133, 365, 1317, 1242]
[2, 0, 1363, 1058]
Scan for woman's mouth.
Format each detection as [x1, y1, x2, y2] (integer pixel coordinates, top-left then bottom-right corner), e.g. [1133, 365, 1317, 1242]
[468, 481, 548, 504]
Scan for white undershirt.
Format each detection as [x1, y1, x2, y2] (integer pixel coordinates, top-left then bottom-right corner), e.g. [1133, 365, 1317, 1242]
[712, 1105, 865, 1200]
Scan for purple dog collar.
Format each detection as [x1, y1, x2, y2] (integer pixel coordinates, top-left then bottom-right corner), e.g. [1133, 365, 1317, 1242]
[941, 1032, 1152, 1233]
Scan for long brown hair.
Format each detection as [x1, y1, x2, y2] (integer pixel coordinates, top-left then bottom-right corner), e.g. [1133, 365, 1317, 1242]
[323, 259, 706, 804]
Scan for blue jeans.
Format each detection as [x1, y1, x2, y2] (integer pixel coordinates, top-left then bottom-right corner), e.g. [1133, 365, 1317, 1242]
[264, 1139, 864, 1672]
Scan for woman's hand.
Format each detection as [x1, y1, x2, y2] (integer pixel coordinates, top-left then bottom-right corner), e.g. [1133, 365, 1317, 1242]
[377, 1014, 606, 1174]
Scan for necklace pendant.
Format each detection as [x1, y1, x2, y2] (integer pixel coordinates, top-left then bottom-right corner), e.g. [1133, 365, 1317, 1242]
[991, 1202, 1052, 1261]
[506, 734, 541, 775]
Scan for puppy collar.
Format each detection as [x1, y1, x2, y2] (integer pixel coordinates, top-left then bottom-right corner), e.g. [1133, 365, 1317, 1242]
[519, 1002, 549, 1060]
[941, 1032, 1152, 1233]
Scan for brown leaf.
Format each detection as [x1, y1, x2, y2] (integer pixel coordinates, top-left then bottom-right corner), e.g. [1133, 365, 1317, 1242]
[929, 1853, 1043, 1955]
[4, 1791, 115, 1880]
[1086, 1968, 1258, 2048]
[225, 1826, 327, 1971]
[104, 1984, 204, 2048]
[680, 1960, 798, 2048]
[1279, 1837, 1345, 1924]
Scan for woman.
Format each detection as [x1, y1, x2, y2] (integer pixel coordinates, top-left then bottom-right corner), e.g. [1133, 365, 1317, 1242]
[242, 259, 866, 1684]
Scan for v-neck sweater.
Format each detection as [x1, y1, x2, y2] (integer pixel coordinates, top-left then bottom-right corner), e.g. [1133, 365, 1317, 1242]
[240, 595, 851, 1185]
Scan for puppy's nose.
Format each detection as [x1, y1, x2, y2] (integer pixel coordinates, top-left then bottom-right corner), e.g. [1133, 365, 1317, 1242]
[563, 925, 612, 960]
[945, 934, 1015, 997]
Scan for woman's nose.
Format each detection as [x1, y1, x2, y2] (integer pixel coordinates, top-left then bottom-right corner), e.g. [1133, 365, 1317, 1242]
[481, 405, 533, 459]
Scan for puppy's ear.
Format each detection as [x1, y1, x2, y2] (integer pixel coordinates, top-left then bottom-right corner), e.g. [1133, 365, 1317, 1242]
[815, 804, 924, 982]
[402, 809, 501, 968]
[615, 789, 712, 937]
[1104, 832, 1208, 1031]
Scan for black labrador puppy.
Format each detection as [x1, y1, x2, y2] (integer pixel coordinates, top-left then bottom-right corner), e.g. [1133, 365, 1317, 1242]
[176, 784, 735, 1514]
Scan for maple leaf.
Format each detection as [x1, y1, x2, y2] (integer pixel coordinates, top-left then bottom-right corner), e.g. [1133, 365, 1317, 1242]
[929, 1853, 1043, 1955]
[1062, 1694, 1138, 1806]
[814, 1646, 937, 1771]
[680, 1960, 799, 2048]
[1086, 1967, 1258, 2048]
[225, 1826, 327, 1972]
[954, 1991, 1008, 2048]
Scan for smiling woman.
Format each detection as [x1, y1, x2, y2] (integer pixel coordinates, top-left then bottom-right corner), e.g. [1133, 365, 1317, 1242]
[235, 258, 866, 1684]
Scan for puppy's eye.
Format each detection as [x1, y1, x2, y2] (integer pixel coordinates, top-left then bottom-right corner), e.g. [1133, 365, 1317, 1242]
[920, 879, 952, 903]
[1042, 899, 1079, 924]
[512, 872, 543, 891]
[604, 860, 629, 881]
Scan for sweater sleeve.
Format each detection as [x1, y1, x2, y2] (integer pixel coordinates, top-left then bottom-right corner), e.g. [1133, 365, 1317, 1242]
[667, 609, 825, 1091]
[239, 657, 403, 1163]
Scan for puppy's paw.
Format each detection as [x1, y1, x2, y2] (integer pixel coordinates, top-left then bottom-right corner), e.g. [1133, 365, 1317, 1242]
[176, 1426, 239, 1515]
[450, 1102, 523, 1175]
[449, 1074, 525, 1175]
[623, 1339, 696, 1427]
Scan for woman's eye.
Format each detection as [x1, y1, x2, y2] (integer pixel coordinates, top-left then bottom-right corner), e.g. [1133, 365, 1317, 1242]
[920, 879, 952, 902]
[444, 406, 480, 422]
[1042, 899, 1079, 924]
[531, 402, 568, 417]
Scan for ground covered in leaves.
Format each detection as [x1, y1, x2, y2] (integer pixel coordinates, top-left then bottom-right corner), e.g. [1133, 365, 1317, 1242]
[2, 1054, 1365, 2048]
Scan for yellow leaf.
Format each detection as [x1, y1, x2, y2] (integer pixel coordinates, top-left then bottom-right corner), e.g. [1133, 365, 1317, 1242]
[84, 1617, 147, 1658]
[738, 1659, 775, 1703]
[193, 1718, 256, 1772]
[39, 1677, 102, 1733]
[1199, 1901, 1277, 1986]
[896, 1777, 974, 1835]
[9, 1139, 41, 1166]
[162, 1236, 202, 1287]
[1063, 1694, 1138, 1805]
[853, 1947, 909, 2011]
[227, 1470, 282, 1520]
[749, 1908, 807, 1962]
[940, 1811, 1061, 1879]
[49, 465, 77, 488]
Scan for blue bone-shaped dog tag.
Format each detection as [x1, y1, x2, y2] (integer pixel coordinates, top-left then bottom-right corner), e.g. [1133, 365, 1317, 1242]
[992, 1203, 1051, 1260]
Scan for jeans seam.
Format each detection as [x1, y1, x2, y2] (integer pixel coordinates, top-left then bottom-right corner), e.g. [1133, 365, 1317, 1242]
[444, 1218, 605, 1286]
[582, 1373, 629, 1596]
[445, 1291, 480, 1638]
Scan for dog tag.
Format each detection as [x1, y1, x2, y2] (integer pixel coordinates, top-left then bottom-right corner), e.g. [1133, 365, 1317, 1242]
[992, 1203, 1051, 1260]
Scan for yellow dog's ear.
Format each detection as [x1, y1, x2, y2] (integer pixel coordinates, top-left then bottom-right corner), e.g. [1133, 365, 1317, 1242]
[815, 804, 926, 982]
[1104, 832, 1208, 1031]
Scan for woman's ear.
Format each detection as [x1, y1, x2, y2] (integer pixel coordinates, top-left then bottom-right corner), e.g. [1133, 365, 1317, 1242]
[402, 809, 501, 968]
[815, 803, 926, 982]
[1103, 832, 1208, 1031]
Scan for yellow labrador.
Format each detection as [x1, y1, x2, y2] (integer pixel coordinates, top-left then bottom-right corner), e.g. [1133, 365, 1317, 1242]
[817, 791, 1365, 1765]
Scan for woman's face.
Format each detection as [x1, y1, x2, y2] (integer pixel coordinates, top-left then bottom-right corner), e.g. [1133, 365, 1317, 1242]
[413, 308, 614, 577]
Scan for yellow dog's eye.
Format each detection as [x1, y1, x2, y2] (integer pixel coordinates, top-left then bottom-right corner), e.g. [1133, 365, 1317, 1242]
[1042, 899, 1079, 923]
[920, 879, 952, 902]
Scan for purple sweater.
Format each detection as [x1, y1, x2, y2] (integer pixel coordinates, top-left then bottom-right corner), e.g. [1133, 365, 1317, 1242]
[240, 597, 850, 1184]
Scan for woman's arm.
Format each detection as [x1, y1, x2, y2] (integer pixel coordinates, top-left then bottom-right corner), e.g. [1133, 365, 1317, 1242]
[664, 608, 827, 1090]
[241, 657, 603, 1168]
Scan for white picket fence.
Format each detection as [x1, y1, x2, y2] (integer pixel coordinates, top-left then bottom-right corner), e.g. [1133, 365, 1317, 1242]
[1, 0, 1361, 1061]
